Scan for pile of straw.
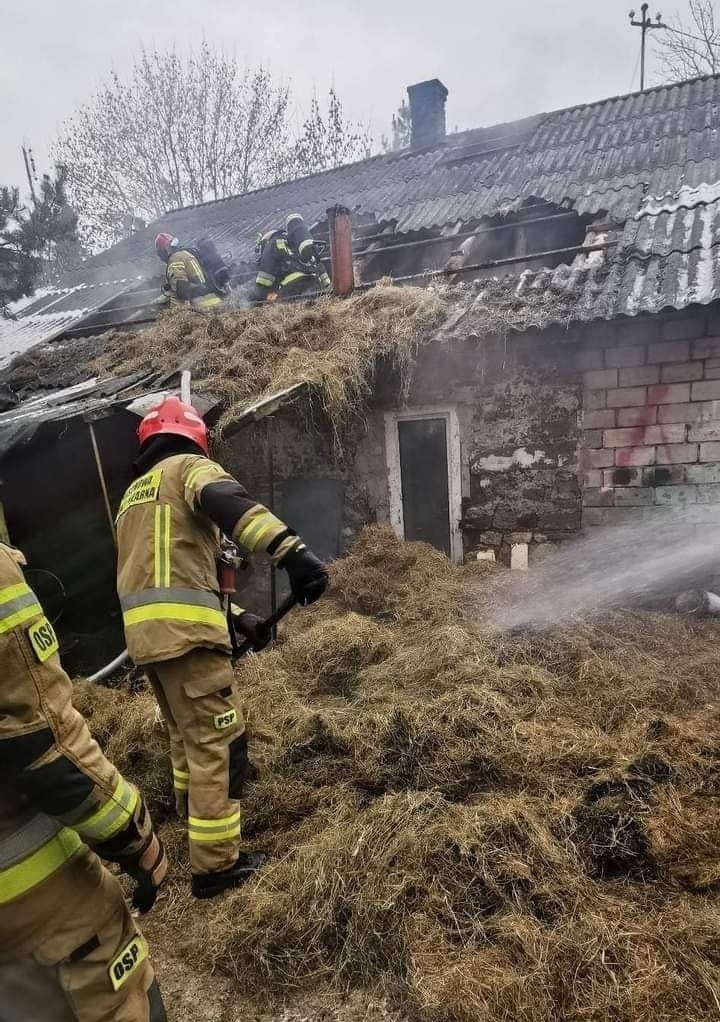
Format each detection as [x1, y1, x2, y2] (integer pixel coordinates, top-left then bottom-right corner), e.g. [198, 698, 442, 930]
[98, 285, 446, 438]
[78, 526, 720, 1021]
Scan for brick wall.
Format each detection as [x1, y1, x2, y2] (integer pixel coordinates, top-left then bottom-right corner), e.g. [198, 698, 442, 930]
[579, 310, 720, 526]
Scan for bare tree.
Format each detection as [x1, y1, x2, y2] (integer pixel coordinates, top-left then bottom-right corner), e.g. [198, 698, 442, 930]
[54, 44, 370, 250]
[293, 89, 371, 174]
[655, 0, 720, 82]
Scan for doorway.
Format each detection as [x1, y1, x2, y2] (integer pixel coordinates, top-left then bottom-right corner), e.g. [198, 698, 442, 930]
[385, 407, 462, 562]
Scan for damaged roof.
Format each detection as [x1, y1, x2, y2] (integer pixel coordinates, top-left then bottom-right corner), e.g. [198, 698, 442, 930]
[3, 72, 720, 359]
[0, 371, 222, 456]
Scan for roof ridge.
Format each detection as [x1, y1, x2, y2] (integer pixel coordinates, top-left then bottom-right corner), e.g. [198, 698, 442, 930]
[527, 70, 720, 124]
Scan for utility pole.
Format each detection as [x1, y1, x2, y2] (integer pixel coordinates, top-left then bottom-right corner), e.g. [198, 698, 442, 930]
[629, 5, 667, 91]
[21, 145, 38, 206]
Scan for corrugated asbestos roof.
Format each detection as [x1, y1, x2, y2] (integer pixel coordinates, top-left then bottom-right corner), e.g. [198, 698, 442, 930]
[0, 372, 222, 456]
[4, 72, 720, 360]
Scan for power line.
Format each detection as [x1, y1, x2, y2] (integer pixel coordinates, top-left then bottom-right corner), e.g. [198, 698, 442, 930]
[663, 23, 720, 47]
[629, 43, 642, 92]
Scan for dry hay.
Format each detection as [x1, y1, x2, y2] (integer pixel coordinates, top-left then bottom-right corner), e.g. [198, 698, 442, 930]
[72, 678, 172, 821]
[76, 525, 720, 1022]
[96, 285, 446, 440]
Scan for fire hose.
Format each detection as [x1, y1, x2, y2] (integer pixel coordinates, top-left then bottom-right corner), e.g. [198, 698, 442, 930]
[87, 595, 298, 683]
[231, 593, 298, 661]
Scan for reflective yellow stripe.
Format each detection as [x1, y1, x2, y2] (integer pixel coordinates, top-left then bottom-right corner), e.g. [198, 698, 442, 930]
[185, 462, 224, 494]
[154, 505, 170, 589]
[0, 829, 82, 904]
[160, 506, 169, 588]
[0, 582, 42, 634]
[0, 582, 32, 604]
[0, 602, 43, 634]
[194, 294, 222, 310]
[154, 507, 162, 588]
[123, 604, 227, 629]
[256, 272, 275, 286]
[281, 271, 307, 286]
[73, 777, 138, 843]
[237, 511, 285, 552]
[173, 767, 190, 792]
[188, 810, 241, 829]
[250, 522, 280, 549]
[185, 465, 207, 491]
[188, 810, 241, 843]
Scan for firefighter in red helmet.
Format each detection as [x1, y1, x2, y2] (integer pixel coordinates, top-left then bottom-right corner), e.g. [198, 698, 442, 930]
[115, 396, 328, 899]
[154, 233, 227, 313]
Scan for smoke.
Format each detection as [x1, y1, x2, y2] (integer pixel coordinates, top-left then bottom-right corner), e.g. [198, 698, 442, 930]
[490, 511, 720, 632]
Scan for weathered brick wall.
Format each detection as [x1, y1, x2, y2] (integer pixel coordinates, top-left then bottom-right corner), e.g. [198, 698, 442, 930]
[577, 307, 720, 526]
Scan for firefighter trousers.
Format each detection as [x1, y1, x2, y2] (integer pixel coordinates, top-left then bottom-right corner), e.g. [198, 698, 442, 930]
[144, 648, 249, 875]
[0, 847, 165, 1022]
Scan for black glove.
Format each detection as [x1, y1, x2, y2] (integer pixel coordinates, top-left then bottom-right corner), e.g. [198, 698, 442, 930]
[232, 610, 272, 652]
[96, 799, 168, 915]
[281, 547, 329, 606]
[118, 830, 168, 914]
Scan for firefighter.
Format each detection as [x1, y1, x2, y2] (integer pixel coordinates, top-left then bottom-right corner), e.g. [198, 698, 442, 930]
[251, 213, 331, 303]
[155, 232, 224, 312]
[0, 543, 168, 1021]
[115, 396, 328, 900]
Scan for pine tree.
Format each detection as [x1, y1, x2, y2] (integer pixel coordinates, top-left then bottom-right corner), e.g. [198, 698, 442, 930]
[381, 100, 412, 152]
[0, 188, 37, 313]
[0, 165, 82, 315]
[26, 166, 83, 273]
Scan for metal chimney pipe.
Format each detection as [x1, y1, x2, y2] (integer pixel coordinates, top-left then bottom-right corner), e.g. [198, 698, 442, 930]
[327, 205, 354, 296]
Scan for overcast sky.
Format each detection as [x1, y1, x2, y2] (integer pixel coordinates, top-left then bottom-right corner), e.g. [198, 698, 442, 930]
[1, 0, 665, 190]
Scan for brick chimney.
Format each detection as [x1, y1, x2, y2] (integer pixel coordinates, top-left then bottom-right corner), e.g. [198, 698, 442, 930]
[407, 79, 448, 150]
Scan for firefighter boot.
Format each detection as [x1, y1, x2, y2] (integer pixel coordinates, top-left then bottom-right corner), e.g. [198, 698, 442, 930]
[191, 851, 267, 900]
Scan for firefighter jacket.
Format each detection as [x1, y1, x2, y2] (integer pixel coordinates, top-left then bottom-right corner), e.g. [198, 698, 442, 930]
[116, 453, 304, 666]
[165, 249, 223, 312]
[253, 214, 331, 300]
[0, 544, 153, 907]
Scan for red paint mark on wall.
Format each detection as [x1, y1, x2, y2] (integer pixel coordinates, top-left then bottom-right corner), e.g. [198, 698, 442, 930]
[622, 406, 658, 427]
[615, 446, 656, 467]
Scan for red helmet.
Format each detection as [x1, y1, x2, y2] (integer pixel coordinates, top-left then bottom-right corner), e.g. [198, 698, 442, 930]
[138, 396, 208, 454]
[155, 232, 177, 259]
